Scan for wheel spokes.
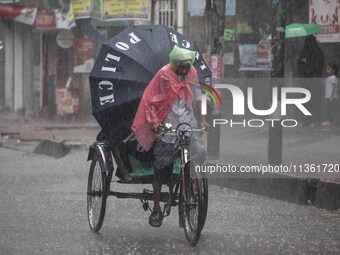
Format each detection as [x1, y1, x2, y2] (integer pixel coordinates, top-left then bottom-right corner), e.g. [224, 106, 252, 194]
[88, 161, 103, 228]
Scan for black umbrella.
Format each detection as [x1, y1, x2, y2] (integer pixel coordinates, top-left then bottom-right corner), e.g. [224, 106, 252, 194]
[89, 25, 212, 145]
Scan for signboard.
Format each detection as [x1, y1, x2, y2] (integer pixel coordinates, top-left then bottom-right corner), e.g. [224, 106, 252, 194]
[35, 11, 56, 30]
[71, 0, 92, 19]
[101, 0, 151, 21]
[310, 0, 340, 43]
[73, 38, 94, 73]
[56, 30, 74, 49]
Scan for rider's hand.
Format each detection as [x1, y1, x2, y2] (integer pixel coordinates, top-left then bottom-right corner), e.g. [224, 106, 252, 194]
[201, 119, 210, 130]
[151, 122, 162, 133]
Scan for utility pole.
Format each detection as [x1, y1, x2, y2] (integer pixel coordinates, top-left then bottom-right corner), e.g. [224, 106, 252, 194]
[268, 0, 286, 165]
[208, 0, 226, 55]
[206, 0, 226, 158]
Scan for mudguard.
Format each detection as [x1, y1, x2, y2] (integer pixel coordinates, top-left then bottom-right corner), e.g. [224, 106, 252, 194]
[87, 141, 113, 174]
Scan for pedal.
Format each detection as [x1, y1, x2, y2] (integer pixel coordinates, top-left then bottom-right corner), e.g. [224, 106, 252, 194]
[142, 202, 149, 211]
[163, 203, 171, 217]
[143, 189, 153, 194]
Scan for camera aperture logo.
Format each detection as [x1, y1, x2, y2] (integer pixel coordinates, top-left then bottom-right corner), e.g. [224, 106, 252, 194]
[195, 83, 312, 128]
[190, 81, 223, 111]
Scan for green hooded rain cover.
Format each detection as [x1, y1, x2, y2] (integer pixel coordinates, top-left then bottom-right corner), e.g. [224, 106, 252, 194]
[169, 44, 196, 70]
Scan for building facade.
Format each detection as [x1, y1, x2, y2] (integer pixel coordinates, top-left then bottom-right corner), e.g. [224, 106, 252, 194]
[1, 0, 339, 122]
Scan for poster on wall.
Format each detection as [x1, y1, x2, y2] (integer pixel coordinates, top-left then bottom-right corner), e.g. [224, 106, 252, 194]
[256, 42, 271, 69]
[188, 0, 236, 16]
[223, 52, 234, 65]
[310, 0, 340, 43]
[224, 28, 236, 41]
[225, 0, 236, 16]
[238, 44, 271, 71]
[73, 38, 94, 73]
[239, 44, 257, 69]
[236, 21, 253, 34]
[210, 55, 224, 78]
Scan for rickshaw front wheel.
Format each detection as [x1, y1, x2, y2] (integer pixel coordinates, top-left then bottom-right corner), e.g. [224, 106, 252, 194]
[181, 168, 208, 246]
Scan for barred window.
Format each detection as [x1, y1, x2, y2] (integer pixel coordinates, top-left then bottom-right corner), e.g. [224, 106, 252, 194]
[153, 0, 177, 29]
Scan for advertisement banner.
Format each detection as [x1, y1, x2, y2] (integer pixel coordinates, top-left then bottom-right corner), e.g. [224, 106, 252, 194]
[36, 9, 75, 30]
[0, 5, 37, 25]
[101, 0, 151, 21]
[73, 38, 94, 73]
[310, 0, 340, 43]
[68, 1, 76, 27]
[71, 0, 92, 19]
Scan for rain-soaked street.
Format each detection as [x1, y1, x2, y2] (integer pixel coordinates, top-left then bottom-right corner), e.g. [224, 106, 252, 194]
[1, 146, 340, 255]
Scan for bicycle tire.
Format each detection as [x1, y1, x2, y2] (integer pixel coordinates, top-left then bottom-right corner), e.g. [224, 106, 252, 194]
[181, 168, 208, 246]
[87, 154, 108, 232]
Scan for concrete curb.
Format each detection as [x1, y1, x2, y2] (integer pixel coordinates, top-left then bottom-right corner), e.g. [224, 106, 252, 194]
[208, 172, 340, 211]
[315, 180, 340, 210]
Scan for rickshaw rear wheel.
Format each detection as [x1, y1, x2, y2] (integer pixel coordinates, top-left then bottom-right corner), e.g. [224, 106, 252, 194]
[87, 154, 108, 232]
[181, 168, 208, 246]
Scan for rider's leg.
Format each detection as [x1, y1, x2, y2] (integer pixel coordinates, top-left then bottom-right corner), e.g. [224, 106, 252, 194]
[149, 141, 174, 227]
[152, 179, 162, 212]
[149, 170, 164, 227]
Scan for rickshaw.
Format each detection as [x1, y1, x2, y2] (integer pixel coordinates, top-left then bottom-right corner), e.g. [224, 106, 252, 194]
[87, 25, 212, 246]
[86, 122, 208, 246]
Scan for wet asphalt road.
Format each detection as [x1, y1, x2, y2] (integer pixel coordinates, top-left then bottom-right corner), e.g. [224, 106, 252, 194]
[0, 146, 340, 255]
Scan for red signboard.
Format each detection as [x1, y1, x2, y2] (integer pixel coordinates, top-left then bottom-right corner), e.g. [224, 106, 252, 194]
[35, 11, 56, 30]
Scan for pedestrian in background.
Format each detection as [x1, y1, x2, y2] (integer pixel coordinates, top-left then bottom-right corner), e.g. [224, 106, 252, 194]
[321, 63, 338, 128]
[296, 35, 325, 127]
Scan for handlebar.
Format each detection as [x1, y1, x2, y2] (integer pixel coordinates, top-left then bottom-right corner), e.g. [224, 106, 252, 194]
[156, 122, 207, 140]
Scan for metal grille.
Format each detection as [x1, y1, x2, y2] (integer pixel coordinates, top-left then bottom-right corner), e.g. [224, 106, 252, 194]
[154, 0, 177, 28]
